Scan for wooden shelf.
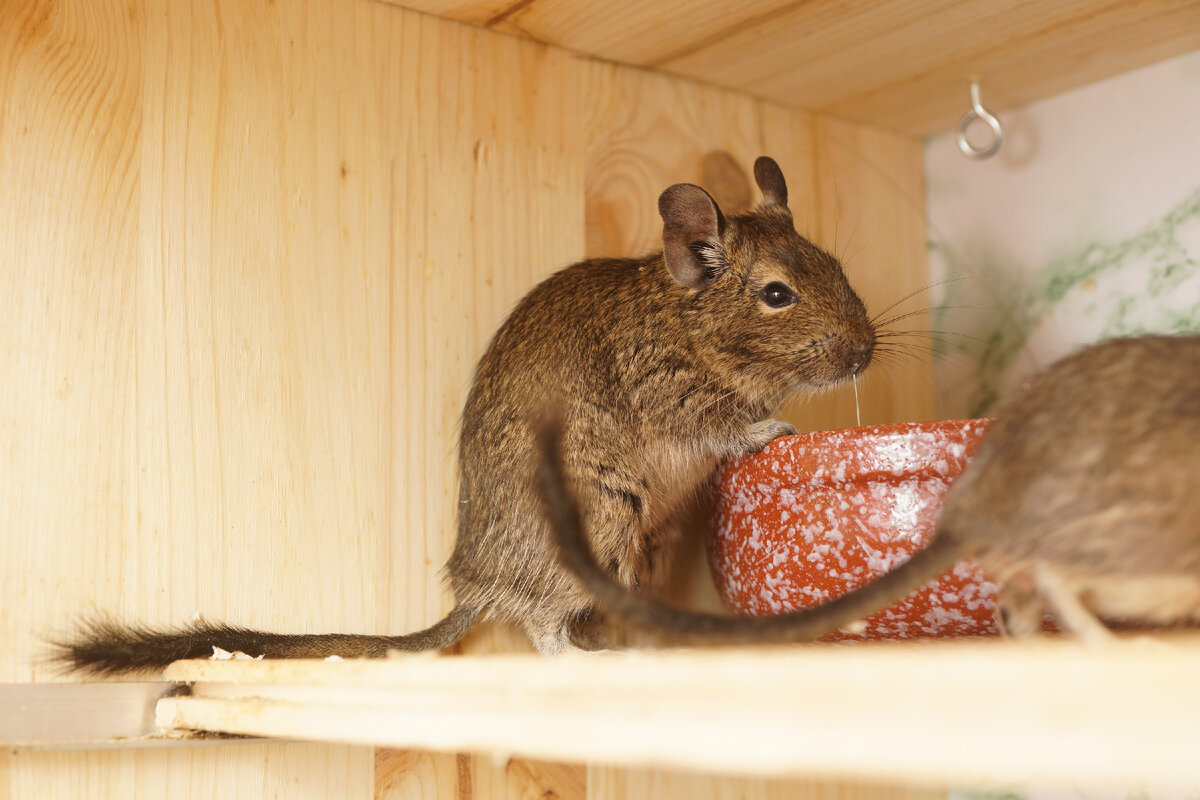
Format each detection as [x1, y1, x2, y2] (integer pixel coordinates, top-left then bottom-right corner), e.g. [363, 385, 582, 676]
[109, 636, 1200, 791]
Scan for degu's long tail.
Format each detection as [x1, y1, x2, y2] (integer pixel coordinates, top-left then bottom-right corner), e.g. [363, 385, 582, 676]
[535, 422, 965, 644]
[54, 603, 479, 675]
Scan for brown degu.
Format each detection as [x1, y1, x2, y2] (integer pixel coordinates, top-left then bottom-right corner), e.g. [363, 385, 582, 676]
[60, 156, 876, 673]
[539, 334, 1200, 644]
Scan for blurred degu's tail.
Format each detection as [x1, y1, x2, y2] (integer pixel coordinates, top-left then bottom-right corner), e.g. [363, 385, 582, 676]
[53, 604, 479, 676]
[535, 421, 965, 644]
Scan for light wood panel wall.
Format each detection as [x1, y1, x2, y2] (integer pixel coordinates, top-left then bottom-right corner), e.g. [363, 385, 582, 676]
[0, 745, 373, 798]
[589, 767, 945, 800]
[0, 0, 931, 796]
[373, 753, 944, 800]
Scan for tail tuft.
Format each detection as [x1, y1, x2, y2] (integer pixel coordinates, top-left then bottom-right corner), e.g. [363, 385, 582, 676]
[49, 616, 250, 676]
[49, 604, 481, 676]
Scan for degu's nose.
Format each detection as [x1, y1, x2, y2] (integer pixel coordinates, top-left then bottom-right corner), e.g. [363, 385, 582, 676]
[845, 340, 874, 373]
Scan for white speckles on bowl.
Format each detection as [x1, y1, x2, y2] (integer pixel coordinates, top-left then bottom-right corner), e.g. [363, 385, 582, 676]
[710, 419, 997, 640]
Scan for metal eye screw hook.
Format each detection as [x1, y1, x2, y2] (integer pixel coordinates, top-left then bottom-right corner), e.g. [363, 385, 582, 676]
[957, 80, 1004, 160]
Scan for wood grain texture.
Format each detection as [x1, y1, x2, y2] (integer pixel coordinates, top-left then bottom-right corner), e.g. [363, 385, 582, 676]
[590, 766, 944, 800]
[579, 59, 819, 259]
[374, 750, 466, 800]
[376, 750, 946, 800]
[810, 0, 1200, 134]
[0, 0, 141, 680]
[382, 0, 1200, 135]
[160, 639, 1200, 791]
[376, 751, 587, 800]
[0, 744, 373, 799]
[133, 0, 395, 639]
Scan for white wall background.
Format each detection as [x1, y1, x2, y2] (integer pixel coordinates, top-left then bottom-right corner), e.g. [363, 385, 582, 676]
[926, 50, 1200, 418]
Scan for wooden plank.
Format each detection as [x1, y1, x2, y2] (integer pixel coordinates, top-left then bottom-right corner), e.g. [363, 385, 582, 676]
[658, 0, 1200, 131]
[375, 751, 588, 800]
[132, 0, 399, 643]
[578, 59, 816, 259]
[391, 0, 515, 27]
[157, 638, 1200, 792]
[380, 0, 1200, 135]
[810, 0, 1200, 134]
[374, 750, 942, 800]
[0, 0, 141, 686]
[0, 744, 373, 797]
[374, 750, 466, 800]
[589, 765, 944, 800]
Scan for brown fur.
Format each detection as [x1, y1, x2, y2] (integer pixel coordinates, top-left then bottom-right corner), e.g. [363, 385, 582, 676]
[943, 334, 1200, 641]
[56, 156, 876, 672]
[541, 334, 1200, 644]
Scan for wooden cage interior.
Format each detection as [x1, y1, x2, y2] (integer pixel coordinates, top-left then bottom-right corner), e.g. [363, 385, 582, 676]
[2, 0, 1198, 796]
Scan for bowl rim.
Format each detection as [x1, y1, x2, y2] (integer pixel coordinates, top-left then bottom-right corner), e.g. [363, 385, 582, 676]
[717, 417, 994, 492]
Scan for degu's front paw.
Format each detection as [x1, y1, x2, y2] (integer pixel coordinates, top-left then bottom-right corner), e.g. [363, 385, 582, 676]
[739, 418, 797, 455]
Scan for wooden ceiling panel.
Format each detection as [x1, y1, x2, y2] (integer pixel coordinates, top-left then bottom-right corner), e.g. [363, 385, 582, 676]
[500, 0, 798, 66]
[399, 0, 801, 64]
[659, 0, 978, 108]
[382, 0, 1200, 135]
[814, 0, 1200, 134]
[397, 0, 513, 27]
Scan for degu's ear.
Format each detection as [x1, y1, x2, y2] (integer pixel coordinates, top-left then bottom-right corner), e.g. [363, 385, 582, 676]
[753, 156, 788, 207]
[658, 183, 726, 290]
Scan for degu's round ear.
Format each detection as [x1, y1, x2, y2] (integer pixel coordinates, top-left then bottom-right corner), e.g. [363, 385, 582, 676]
[753, 156, 788, 207]
[658, 183, 727, 290]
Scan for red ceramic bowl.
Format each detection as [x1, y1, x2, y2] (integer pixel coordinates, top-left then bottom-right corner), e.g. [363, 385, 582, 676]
[710, 419, 997, 640]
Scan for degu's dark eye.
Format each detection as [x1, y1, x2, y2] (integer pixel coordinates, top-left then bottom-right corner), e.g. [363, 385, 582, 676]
[759, 281, 797, 309]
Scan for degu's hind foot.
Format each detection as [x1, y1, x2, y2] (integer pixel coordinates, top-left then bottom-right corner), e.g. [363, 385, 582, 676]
[528, 631, 589, 655]
[566, 607, 616, 651]
[995, 572, 1044, 639]
[526, 606, 614, 655]
[1034, 563, 1114, 646]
